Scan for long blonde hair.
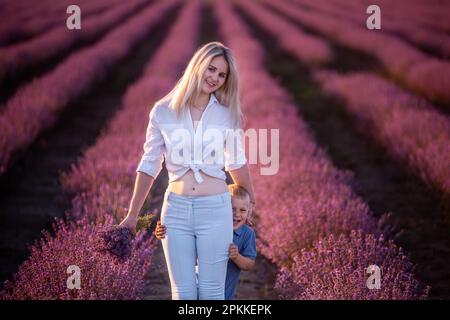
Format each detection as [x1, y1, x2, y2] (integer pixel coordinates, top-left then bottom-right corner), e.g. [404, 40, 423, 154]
[155, 41, 243, 128]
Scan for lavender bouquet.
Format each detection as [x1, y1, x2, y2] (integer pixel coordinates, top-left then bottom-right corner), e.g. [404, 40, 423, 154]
[95, 214, 154, 262]
[95, 225, 134, 263]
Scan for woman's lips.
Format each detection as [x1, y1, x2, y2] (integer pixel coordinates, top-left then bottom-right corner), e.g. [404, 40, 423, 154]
[206, 80, 216, 88]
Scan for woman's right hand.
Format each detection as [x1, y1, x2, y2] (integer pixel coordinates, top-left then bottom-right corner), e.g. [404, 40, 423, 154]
[119, 214, 137, 235]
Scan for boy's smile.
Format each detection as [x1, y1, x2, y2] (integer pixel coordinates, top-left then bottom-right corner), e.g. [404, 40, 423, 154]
[231, 196, 250, 230]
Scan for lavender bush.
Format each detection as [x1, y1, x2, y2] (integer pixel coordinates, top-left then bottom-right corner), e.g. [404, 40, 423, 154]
[215, 0, 428, 299]
[263, 0, 450, 105]
[0, 0, 177, 175]
[297, 0, 450, 58]
[314, 70, 450, 198]
[0, 218, 155, 300]
[0, 0, 149, 83]
[95, 225, 135, 263]
[236, 0, 333, 65]
[275, 230, 430, 300]
[216, 0, 380, 268]
[1, 0, 201, 299]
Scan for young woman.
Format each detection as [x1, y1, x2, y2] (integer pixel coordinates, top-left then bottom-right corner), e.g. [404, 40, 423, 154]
[119, 42, 256, 300]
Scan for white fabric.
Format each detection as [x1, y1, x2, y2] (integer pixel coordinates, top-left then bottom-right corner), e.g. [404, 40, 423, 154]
[136, 93, 247, 183]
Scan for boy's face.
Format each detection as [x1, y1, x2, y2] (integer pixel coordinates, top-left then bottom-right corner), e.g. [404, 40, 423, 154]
[231, 195, 250, 230]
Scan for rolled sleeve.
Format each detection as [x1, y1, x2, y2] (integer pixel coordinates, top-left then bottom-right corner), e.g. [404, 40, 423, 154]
[136, 105, 165, 179]
[224, 127, 247, 171]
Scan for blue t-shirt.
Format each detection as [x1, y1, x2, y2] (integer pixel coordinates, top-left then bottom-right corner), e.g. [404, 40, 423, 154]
[225, 224, 257, 300]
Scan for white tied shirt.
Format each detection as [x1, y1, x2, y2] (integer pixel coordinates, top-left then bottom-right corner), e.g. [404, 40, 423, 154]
[136, 93, 247, 183]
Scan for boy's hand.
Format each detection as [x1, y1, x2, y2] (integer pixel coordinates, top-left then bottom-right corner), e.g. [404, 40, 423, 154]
[229, 243, 239, 260]
[155, 220, 166, 239]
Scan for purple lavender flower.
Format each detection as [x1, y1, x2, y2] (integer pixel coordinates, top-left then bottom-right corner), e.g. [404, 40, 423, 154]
[96, 225, 134, 262]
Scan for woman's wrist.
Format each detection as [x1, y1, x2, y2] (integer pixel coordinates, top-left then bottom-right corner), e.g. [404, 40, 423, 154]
[124, 207, 139, 220]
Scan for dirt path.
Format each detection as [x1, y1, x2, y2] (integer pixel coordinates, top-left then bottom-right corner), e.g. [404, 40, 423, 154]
[144, 243, 172, 300]
[142, 2, 279, 300]
[143, 165, 279, 300]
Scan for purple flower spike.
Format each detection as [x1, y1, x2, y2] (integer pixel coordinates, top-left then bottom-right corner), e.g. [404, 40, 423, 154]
[96, 225, 135, 262]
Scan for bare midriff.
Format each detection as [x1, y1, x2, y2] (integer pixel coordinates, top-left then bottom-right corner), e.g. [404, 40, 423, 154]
[167, 169, 228, 196]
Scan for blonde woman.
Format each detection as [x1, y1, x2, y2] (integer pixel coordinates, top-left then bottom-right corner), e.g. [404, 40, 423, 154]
[119, 42, 256, 300]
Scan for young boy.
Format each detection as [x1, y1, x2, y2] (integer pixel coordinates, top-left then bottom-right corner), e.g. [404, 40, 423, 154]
[155, 184, 257, 300]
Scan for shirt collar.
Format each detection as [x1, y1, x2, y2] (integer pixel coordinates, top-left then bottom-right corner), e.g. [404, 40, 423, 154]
[209, 93, 219, 106]
[233, 225, 244, 236]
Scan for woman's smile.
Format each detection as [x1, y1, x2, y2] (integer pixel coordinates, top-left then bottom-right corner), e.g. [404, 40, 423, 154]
[201, 56, 228, 94]
[206, 79, 217, 88]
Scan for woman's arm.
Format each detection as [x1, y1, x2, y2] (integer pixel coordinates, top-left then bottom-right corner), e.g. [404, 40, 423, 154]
[121, 104, 164, 232]
[119, 171, 155, 233]
[229, 164, 256, 205]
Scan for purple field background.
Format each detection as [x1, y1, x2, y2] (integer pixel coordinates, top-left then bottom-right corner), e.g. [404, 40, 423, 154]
[0, 0, 448, 300]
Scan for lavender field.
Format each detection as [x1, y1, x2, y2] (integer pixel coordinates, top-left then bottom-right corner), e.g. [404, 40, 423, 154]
[0, 0, 449, 300]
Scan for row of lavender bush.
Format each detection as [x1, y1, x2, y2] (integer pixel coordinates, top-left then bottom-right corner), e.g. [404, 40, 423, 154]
[0, 0, 67, 29]
[0, 0, 201, 300]
[0, 0, 122, 47]
[264, 0, 450, 105]
[313, 70, 450, 199]
[294, 0, 450, 59]
[237, 0, 450, 201]
[0, 0, 75, 46]
[236, 0, 332, 65]
[216, 0, 428, 299]
[0, 0, 149, 84]
[0, 0, 177, 176]
[355, 0, 450, 33]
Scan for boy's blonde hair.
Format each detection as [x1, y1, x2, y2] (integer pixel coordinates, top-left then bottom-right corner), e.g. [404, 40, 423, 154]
[155, 41, 243, 129]
[227, 184, 253, 226]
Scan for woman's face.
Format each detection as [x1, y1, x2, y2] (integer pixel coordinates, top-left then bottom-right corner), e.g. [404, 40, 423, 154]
[201, 55, 228, 95]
